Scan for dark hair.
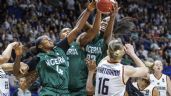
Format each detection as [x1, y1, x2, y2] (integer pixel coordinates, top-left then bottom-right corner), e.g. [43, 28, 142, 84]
[126, 79, 144, 96]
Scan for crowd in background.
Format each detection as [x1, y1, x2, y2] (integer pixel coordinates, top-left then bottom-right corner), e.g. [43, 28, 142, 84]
[0, 0, 170, 66]
[0, 0, 170, 95]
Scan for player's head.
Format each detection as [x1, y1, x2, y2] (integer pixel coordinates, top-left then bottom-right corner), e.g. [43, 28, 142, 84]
[100, 16, 110, 32]
[144, 61, 154, 73]
[60, 28, 71, 40]
[107, 39, 125, 62]
[152, 60, 163, 73]
[19, 77, 28, 90]
[137, 75, 150, 86]
[35, 35, 54, 52]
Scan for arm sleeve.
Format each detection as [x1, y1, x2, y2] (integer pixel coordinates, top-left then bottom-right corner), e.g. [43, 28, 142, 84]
[24, 56, 39, 72]
[56, 37, 70, 53]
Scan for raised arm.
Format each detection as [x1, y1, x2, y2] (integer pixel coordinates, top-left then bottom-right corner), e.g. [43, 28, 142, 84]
[13, 44, 23, 76]
[103, 1, 119, 44]
[67, 1, 95, 44]
[124, 44, 147, 67]
[124, 44, 148, 82]
[79, 10, 101, 47]
[0, 42, 19, 64]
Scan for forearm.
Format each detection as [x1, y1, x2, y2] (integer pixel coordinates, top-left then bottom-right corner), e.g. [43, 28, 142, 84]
[88, 10, 101, 39]
[80, 11, 101, 46]
[129, 53, 146, 67]
[0, 63, 14, 72]
[91, 10, 101, 36]
[104, 15, 115, 44]
[75, 9, 91, 32]
[86, 71, 95, 95]
[67, 9, 91, 44]
[0, 44, 14, 64]
[13, 55, 21, 76]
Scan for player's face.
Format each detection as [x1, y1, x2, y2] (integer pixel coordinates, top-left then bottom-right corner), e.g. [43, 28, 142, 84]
[40, 36, 54, 49]
[60, 28, 71, 40]
[138, 77, 150, 85]
[100, 17, 110, 32]
[114, 47, 125, 57]
[153, 61, 163, 73]
[19, 78, 27, 89]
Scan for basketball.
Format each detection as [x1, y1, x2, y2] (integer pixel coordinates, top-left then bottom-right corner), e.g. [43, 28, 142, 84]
[96, 0, 114, 14]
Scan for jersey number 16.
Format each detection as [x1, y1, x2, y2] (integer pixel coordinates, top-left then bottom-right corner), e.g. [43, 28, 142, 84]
[98, 77, 109, 95]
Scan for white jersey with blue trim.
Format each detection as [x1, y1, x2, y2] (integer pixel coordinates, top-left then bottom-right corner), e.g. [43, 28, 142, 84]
[95, 59, 125, 96]
[150, 74, 167, 96]
[0, 68, 10, 96]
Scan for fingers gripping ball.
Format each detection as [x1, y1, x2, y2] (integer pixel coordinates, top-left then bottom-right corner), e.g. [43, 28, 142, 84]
[96, 0, 115, 14]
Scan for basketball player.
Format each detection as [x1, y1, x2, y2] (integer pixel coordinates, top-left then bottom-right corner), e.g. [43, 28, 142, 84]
[84, 0, 119, 65]
[66, 10, 101, 96]
[150, 60, 171, 96]
[13, 77, 31, 96]
[0, 42, 23, 96]
[53, 2, 100, 95]
[19, 2, 95, 95]
[129, 76, 160, 96]
[86, 40, 149, 96]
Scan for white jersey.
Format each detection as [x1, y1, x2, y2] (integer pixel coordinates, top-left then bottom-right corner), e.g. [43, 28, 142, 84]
[133, 82, 155, 96]
[95, 60, 125, 96]
[150, 74, 167, 96]
[0, 68, 10, 96]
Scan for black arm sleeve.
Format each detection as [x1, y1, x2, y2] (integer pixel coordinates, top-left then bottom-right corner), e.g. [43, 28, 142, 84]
[56, 37, 70, 53]
[24, 56, 40, 72]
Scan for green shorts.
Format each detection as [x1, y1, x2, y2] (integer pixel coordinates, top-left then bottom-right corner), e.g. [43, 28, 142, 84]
[70, 87, 87, 96]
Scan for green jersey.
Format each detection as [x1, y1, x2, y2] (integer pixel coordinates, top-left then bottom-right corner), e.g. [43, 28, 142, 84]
[36, 46, 70, 95]
[66, 42, 87, 95]
[85, 34, 107, 64]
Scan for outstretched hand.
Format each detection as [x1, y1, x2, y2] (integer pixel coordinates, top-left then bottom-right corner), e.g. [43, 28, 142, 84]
[124, 44, 136, 57]
[87, 0, 96, 12]
[110, 0, 120, 16]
